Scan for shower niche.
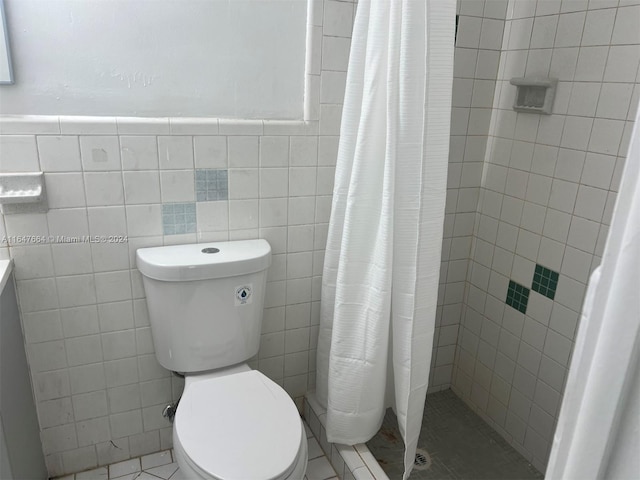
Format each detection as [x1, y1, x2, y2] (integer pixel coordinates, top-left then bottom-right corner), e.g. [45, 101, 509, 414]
[510, 77, 557, 114]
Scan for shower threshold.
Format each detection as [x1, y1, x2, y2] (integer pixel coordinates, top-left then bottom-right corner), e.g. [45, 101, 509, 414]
[367, 390, 543, 479]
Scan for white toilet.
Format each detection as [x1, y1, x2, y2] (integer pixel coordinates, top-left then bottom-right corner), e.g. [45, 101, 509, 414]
[136, 239, 308, 480]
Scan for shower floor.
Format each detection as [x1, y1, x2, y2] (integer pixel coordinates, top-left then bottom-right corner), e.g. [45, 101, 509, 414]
[367, 390, 543, 480]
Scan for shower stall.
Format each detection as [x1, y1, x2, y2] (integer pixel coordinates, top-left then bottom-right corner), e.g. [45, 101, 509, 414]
[362, 0, 640, 477]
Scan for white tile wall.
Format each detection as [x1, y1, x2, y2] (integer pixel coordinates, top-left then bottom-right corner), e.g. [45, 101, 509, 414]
[429, 0, 508, 394]
[451, 0, 639, 473]
[0, 0, 357, 476]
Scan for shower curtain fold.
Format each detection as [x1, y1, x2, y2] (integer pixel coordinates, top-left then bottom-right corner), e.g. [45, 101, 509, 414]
[315, 1, 455, 479]
[545, 105, 640, 480]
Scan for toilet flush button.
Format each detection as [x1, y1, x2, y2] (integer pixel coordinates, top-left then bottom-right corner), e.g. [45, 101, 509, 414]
[235, 285, 253, 306]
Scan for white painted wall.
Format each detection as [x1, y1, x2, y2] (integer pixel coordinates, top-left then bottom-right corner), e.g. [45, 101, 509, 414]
[0, 0, 307, 118]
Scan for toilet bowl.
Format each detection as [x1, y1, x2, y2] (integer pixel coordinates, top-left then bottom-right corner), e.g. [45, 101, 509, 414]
[171, 365, 308, 480]
[136, 240, 308, 479]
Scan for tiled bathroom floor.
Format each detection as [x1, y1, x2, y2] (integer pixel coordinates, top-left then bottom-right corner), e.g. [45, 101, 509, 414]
[55, 421, 337, 480]
[368, 390, 544, 480]
[305, 421, 340, 480]
[55, 450, 179, 480]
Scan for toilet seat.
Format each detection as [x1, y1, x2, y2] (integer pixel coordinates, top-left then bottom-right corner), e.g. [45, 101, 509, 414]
[174, 370, 303, 480]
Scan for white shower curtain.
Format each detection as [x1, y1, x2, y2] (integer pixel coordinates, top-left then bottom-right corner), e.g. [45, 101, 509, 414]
[316, 1, 455, 478]
[545, 108, 640, 478]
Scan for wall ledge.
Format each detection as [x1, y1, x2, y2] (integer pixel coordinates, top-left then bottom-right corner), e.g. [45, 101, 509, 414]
[0, 115, 319, 136]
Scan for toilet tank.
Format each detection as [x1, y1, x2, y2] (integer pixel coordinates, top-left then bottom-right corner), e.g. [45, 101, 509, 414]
[136, 240, 271, 373]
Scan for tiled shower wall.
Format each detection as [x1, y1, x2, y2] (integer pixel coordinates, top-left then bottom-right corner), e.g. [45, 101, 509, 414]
[0, 0, 359, 476]
[451, 0, 640, 472]
[429, 0, 509, 392]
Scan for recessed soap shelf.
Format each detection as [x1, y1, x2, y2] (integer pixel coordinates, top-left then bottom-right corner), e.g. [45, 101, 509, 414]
[510, 77, 557, 115]
[0, 172, 48, 214]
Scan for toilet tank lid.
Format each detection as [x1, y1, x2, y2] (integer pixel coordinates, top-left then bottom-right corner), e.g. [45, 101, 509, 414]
[136, 239, 271, 282]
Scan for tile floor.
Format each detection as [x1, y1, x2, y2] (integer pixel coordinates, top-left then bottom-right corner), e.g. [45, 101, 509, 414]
[55, 421, 337, 480]
[367, 390, 543, 479]
[305, 421, 340, 480]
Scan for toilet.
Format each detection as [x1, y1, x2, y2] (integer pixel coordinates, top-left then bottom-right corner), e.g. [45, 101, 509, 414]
[136, 239, 308, 480]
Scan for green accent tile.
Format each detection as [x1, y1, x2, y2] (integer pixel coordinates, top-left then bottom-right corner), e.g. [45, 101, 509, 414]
[506, 280, 530, 314]
[532, 264, 559, 300]
[196, 169, 228, 201]
[162, 202, 196, 235]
